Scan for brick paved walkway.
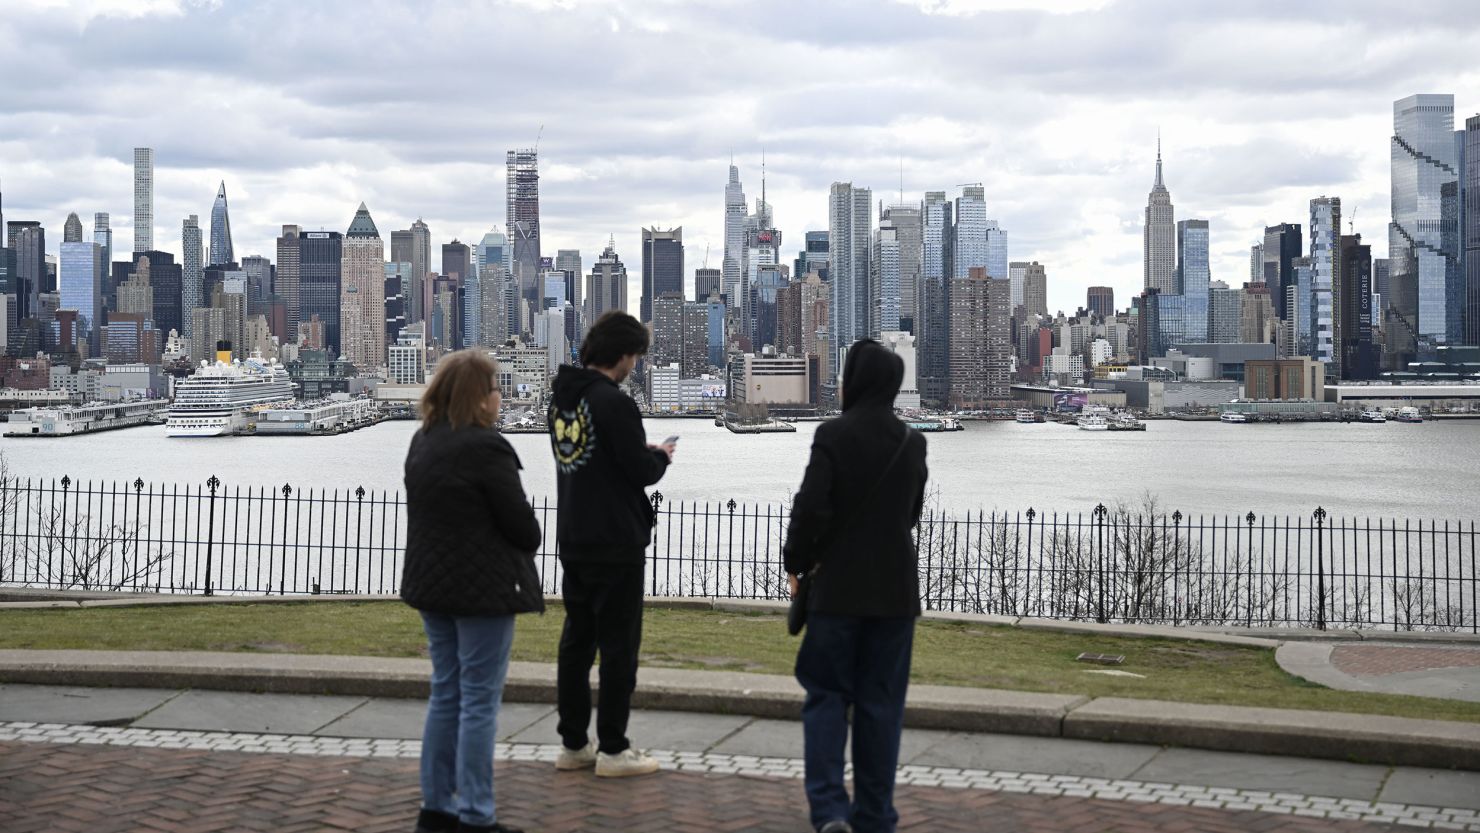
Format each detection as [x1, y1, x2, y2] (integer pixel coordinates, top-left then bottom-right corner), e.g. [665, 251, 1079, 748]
[0, 740, 1422, 833]
[1332, 644, 1480, 677]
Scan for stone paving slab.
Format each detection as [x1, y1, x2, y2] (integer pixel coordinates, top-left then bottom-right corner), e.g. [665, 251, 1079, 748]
[509, 707, 752, 753]
[0, 683, 178, 725]
[131, 689, 368, 734]
[314, 699, 555, 741]
[910, 730, 1162, 779]
[1378, 767, 1480, 812]
[706, 717, 946, 762]
[1128, 747, 1390, 801]
[0, 737, 1456, 833]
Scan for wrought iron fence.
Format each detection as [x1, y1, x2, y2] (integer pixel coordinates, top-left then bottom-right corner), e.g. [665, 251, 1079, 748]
[1, 475, 1474, 632]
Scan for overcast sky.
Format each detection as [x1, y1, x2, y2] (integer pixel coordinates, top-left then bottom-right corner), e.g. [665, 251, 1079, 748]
[4, 0, 1479, 315]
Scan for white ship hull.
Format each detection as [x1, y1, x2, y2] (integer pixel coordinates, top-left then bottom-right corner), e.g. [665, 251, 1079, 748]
[165, 414, 242, 437]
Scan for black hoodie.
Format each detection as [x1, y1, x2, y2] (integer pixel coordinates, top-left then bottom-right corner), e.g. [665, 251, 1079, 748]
[547, 365, 669, 563]
[783, 339, 929, 617]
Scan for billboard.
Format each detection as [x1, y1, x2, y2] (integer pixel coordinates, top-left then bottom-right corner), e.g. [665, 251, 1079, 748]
[1053, 391, 1087, 412]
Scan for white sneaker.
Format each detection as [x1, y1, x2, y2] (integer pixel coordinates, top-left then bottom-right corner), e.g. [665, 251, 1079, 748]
[594, 747, 660, 778]
[555, 741, 597, 771]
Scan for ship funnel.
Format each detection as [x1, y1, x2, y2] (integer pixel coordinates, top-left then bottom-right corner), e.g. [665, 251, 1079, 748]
[215, 340, 233, 365]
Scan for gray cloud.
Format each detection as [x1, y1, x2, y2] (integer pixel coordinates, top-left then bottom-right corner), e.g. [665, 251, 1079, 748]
[2, 0, 1478, 314]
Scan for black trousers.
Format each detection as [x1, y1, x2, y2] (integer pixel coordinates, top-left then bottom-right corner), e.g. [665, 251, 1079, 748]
[556, 561, 645, 754]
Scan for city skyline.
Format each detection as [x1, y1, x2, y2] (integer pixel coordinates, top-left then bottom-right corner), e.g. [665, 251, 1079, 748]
[1, 1, 1478, 315]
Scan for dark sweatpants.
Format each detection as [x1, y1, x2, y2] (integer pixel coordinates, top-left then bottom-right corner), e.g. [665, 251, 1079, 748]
[556, 561, 645, 755]
[796, 613, 916, 833]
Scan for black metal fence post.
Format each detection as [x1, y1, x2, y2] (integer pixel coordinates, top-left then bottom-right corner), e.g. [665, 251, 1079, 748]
[203, 475, 220, 596]
[1093, 503, 1108, 623]
[1314, 506, 1328, 631]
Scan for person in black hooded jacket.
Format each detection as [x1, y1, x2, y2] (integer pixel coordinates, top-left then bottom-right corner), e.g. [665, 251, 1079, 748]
[545, 310, 673, 778]
[784, 339, 929, 833]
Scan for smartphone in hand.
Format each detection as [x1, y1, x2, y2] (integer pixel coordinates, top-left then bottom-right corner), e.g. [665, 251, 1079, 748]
[662, 435, 680, 445]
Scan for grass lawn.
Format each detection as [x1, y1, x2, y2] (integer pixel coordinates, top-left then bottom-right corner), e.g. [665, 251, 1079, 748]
[2, 601, 1478, 724]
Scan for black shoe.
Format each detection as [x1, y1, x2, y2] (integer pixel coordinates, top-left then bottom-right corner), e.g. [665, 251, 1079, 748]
[818, 821, 853, 833]
[455, 823, 524, 833]
[414, 809, 458, 833]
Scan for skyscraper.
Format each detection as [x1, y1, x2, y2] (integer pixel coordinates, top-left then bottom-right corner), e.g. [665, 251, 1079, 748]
[723, 165, 748, 308]
[916, 191, 952, 407]
[442, 240, 471, 283]
[1175, 219, 1210, 342]
[209, 182, 234, 266]
[1262, 223, 1303, 320]
[985, 221, 1008, 281]
[63, 212, 82, 243]
[93, 213, 112, 279]
[1208, 282, 1241, 343]
[828, 182, 871, 373]
[1144, 140, 1176, 294]
[402, 219, 432, 325]
[1023, 262, 1048, 319]
[953, 185, 989, 278]
[1249, 243, 1264, 284]
[477, 230, 512, 346]
[9, 222, 43, 321]
[881, 204, 921, 330]
[947, 267, 1011, 408]
[640, 227, 684, 323]
[585, 238, 628, 326]
[870, 224, 901, 337]
[694, 267, 721, 302]
[274, 224, 300, 338]
[1308, 197, 1342, 373]
[1464, 115, 1479, 346]
[1086, 286, 1115, 318]
[59, 238, 103, 355]
[506, 149, 541, 314]
[299, 231, 343, 354]
[340, 203, 385, 372]
[1340, 234, 1376, 378]
[1389, 93, 1460, 362]
[794, 231, 829, 281]
[555, 249, 582, 307]
[133, 148, 153, 254]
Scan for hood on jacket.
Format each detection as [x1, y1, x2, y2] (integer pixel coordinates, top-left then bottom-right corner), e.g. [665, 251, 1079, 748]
[551, 365, 609, 408]
[840, 339, 903, 412]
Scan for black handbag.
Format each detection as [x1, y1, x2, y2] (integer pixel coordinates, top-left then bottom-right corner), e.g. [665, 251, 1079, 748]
[787, 427, 915, 636]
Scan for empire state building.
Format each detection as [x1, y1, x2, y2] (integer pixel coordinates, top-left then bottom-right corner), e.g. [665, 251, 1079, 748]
[1144, 140, 1176, 294]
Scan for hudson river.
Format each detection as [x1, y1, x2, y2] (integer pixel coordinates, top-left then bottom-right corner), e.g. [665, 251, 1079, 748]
[7, 418, 1479, 521]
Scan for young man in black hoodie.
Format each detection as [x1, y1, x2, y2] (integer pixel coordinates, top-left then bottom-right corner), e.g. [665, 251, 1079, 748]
[546, 310, 674, 778]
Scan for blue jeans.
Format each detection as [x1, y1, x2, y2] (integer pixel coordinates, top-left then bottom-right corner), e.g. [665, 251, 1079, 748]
[795, 613, 915, 833]
[420, 612, 516, 828]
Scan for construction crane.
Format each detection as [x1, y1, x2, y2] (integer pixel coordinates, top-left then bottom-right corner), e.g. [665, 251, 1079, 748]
[703, 243, 710, 270]
[1348, 206, 1357, 235]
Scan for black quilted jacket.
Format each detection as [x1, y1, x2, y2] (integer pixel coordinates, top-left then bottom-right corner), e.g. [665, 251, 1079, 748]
[400, 421, 545, 617]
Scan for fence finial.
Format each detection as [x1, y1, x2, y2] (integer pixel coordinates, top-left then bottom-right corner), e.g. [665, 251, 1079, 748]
[282, 484, 293, 497]
[206, 475, 220, 492]
[1314, 506, 1327, 523]
[61, 476, 71, 490]
[134, 478, 144, 492]
[1172, 510, 1182, 524]
[1246, 511, 1256, 525]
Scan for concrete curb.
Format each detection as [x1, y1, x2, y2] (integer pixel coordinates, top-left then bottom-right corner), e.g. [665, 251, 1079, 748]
[1, 649, 1476, 770]
[1063, 697, 1480, 770]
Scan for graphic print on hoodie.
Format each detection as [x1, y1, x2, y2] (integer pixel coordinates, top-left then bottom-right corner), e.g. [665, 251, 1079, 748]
[549, 398, 596, 473]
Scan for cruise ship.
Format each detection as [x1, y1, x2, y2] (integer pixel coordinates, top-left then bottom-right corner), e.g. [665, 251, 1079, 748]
[166, 351, 296, 437]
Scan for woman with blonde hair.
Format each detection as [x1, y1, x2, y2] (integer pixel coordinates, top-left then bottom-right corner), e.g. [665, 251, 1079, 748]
[401, 349, 543, 833]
